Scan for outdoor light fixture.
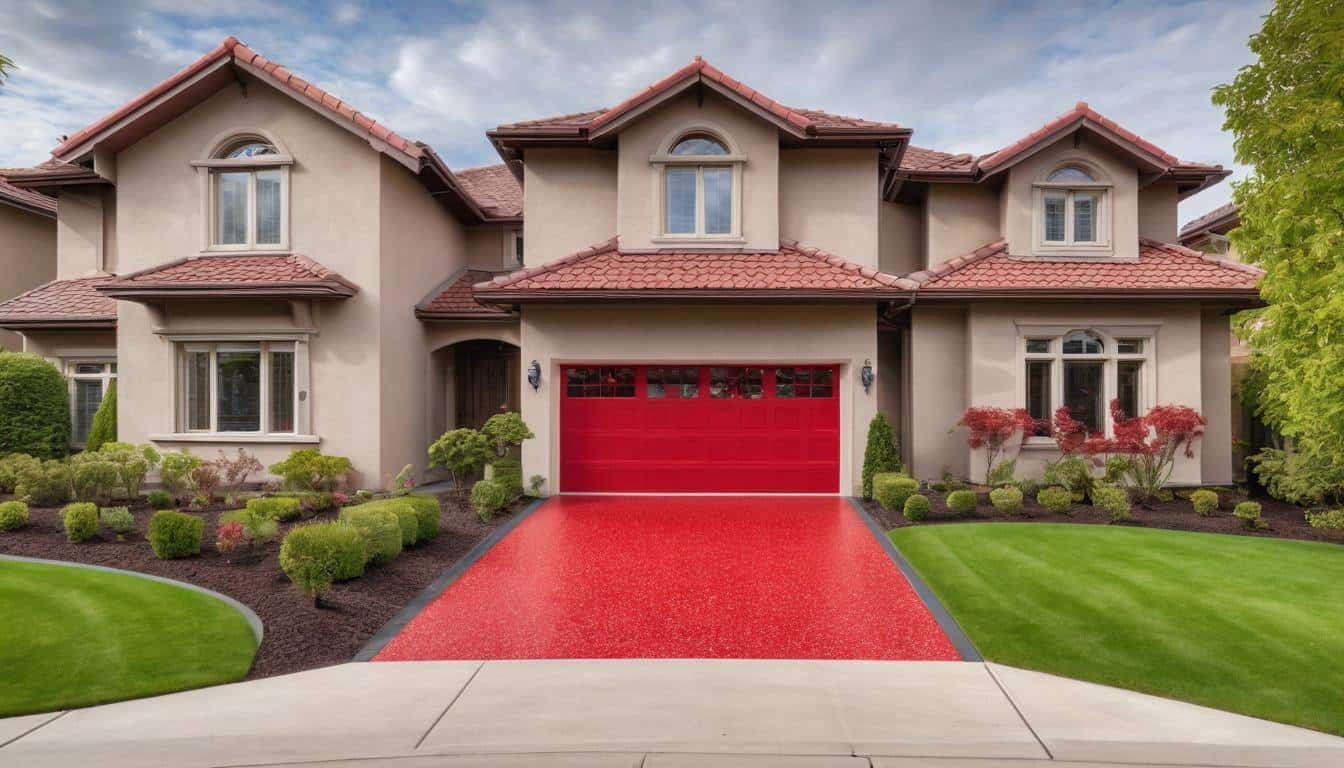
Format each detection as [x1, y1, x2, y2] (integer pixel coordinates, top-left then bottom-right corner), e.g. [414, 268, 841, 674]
[861, 359, 874, 394]
[527, 360, 541, 391]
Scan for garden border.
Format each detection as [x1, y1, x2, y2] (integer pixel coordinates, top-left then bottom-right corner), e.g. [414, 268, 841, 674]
[353, 496, 549, 661]
[0, 553, 264, 645]
[846, 497, 983, 662]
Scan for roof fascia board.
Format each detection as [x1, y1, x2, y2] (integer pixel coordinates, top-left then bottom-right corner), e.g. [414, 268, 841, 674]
[979, 119, 1169, 178]
[0, 319, 117, 330]
[0, 196, 57, 219]
[473, 288, 908, 302]
[585, 76, 702, 140]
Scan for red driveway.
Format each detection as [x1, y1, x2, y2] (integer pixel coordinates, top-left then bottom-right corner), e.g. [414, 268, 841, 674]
[374, 496, 960, 661]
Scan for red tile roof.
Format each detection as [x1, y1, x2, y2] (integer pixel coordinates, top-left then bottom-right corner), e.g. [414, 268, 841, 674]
[899, 146, 977, 173]
[0, 172, 57, 216]
[979, 102, 1176, 170]
[416, 269, 515, 320]
[454, 165, 522, 219]
[908, 239, 1262, 298]
[98, 254, 358, 299]
[1180, 202, 1240, 242]
[473, 238, 914, 301]
[0, 277, 117, 328]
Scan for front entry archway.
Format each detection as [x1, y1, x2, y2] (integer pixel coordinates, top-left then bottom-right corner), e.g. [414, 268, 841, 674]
[454, 340, 520, 429]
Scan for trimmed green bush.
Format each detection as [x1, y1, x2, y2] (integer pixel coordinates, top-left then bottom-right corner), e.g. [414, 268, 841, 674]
[158, 451, 201, 503]
[0, 453, 40, 494]
[481, 412, 535, 456]
[98, 442, 160, 499]
[146, 490, 174, 509]
[0, 352, 70, 460]
[1234, 501, 1263, 528]
[861, 413, 901, 500]
[341, 498, 420, 547]
[268, 449, 352, 491]
[989, 486, 1024, 516]
[1307, 508, 1344, 530]
[873, 473, 919, 511]
[339, 506, 403, 565]
[946, 489, 977, 517]
[70, 454, 118, 503]
[903, 493, 931, 522]
[62, 502, 99, 543]
[1093, 484, 1132, 523]
[489, 457, 524, 501]
[279, 522, 366, 604]
[247, 496, 303, 522]
[84, 380, 117, 452]
[405, 494, 440, 543]
[1014, 478, 1041, 500]
[99, 506, 134, 536]
[272, 491, 335, 513]
[1191, 489, 1220, 517]
[147, 510, 203, 559]
[0, 501, 28, 531]
[15, 459, 72, 506]
[1037, 485, 1073, 515]
[471, 479, 509, 522]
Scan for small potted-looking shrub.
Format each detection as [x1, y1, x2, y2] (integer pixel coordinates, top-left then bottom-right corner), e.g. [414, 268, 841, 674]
[1234, 501, 1264, 530]
[989, 486, 1024, 516]
[63, 502, 99, 543]
[1191, 489, 1220, 517]
[148, 510, 204, 559]
[946, 489, 977, 518]
[903, 493, 930, 522]
[0, 500, 29, 531]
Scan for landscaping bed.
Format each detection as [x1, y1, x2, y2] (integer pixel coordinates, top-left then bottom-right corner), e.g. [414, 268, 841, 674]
[0, 491, 521, 680]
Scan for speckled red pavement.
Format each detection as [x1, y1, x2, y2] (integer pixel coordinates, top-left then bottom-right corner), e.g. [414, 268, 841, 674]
[374, 496, 960, 661]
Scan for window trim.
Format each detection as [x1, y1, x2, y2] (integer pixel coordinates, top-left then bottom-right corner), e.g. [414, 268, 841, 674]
[1031, 160, 1112, 256]
[64, 358, 116, 448]
[503, 228, 524, 269]
[174, 339, 310, 438]
[649, 125, 745, 244]
[196, 131, 292, 254]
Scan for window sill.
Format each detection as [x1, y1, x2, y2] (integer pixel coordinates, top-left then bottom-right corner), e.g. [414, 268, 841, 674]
[149, 433, 320, 445]
[651, 236, 746, 247]
[1031, 245, 1119, 259]
[1021, 438, 1062, 450]
[200, 248, 292, 257]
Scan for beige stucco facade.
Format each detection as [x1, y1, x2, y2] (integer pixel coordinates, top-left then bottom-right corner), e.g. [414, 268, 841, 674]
[0, 203, 56, 351]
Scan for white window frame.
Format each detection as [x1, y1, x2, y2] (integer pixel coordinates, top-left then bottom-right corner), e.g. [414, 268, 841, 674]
[650, 127, 745, 244]
[65, 359, 116, 448]
[1032, 162, 1112, 256]
[503, 228, 524, 269]
[1017, 324, 1157, 447]
[194, 132, 294, 254]
[176, 340, 303, 437]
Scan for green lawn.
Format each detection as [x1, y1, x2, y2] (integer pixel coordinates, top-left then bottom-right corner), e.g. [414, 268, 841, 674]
[0, 559, 258, 717]
[891, 523, 1344, 736]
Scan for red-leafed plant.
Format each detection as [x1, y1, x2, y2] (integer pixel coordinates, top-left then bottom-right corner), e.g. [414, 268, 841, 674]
[1051, 400, 1205, 502]
[216, 520, 245, 556]
[959, 406, 1040, 485]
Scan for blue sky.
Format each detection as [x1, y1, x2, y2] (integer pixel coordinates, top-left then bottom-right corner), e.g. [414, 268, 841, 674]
[0, 0, 1268, 222]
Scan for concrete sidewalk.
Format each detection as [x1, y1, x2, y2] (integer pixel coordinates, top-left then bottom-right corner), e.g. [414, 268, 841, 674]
[1, 659, 1340, 768]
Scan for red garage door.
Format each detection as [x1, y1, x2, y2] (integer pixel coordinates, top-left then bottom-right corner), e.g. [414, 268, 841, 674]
[560, 365, 840, 493]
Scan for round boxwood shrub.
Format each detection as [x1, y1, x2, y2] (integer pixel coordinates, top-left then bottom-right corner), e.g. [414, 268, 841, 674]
[0, 352, 71, 460]
[247, 496, 303, 522]
[946, 489, 977, 517]
[471, 479, 509, 522]
[873, 473, 919, 512]
[404, 494, 441, 543]
[989, 486, 1024, 516]
[0, 500, 28, 531]
[146, 489, 174, 509]
[1036, 485, 1073, 515]
[1191, 489, 1220, 517]
[1093, 485, 1132, 523]
[1234, 500, 1262, 528]
[339, 506, 403, 565]
[903, 493, 931, 522]
[279, 522, 366, 604]
[62, 502, 99, 542]
[147, 510, 204, 559]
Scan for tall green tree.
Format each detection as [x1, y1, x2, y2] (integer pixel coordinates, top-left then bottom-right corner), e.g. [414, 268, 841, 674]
[1212, 0, 1344, 495]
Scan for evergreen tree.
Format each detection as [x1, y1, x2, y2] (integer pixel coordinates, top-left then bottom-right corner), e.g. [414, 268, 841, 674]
[861, 412, 901, 500]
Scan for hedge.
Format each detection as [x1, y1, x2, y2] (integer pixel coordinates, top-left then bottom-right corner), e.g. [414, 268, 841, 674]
[404, 494, 441, 543]
[247, 496, 303, 522]
[279, 522, 366, 598]
[339, 506, 403, 565]
[0, 352, 70, 460]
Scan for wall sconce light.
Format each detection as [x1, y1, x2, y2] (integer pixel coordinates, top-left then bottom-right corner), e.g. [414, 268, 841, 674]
[861, 359, 874, 394]
[527, 360, 541, 391]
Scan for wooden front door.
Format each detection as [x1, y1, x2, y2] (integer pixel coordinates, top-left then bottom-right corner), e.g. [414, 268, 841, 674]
[455, 341, 520, 429]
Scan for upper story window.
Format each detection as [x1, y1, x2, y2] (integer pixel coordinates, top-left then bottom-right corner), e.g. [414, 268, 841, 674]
[652, 128, 743, 242]
[1034, 162, 1110, 254]
[504, 228, 524, 269]
[196, 133, 294, 252]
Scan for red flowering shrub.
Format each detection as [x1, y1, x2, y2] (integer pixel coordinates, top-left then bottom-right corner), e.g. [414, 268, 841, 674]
[1051, 399, 1205, 502]
[959, 407, 1040, 484]
[215, 520, 245, 555]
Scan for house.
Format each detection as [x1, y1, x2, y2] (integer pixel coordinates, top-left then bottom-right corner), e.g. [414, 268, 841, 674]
[0, 37, 1260, 493]
[1180, 202, 1241, 260]
[0, 172, 57, 353]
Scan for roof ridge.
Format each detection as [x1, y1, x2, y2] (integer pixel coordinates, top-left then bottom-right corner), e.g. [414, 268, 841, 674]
[781, 239, 917, 289]
[477, 237, 622, 290]
[905, 240, 1008, 285]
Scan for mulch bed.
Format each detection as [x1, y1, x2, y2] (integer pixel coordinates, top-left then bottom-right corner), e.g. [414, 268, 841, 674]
[862, 491, 1344, 545]
[0, 493, 521, 680]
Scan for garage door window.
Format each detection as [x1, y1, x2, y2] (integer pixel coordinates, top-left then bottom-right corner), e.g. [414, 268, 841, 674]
[709, 367, 763, 400]
[566, 367, 635, 398]
[775, 367, 834, 398]
[647, 367, 699, 399]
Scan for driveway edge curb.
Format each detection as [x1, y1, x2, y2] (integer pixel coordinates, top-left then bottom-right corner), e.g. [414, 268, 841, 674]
[354, 496, 549, 661]
[846, 497, 983, 661]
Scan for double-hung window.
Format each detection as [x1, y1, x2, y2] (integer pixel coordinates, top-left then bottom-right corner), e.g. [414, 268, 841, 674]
[1036, 164, 1109, 252]
[655, 132, 742, 240]
[1023, 329, 1150, 439]
[203, 139, 290, 251]
[66, 360, 116, 446]
[180, 341, 297, 434]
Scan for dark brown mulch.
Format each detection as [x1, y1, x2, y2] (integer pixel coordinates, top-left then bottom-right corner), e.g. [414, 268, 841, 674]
[863, 491, 1344, 545]
[0, 493, 521, 680]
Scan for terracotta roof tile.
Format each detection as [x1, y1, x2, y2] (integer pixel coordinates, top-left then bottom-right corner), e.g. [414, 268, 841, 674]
[898, 146, 979, 173]
[0, 277, 117, 327]
[0, 171, 57, 215]
[1180, 202, 1240, 240]
[454, 165, 521, 219]
[909, 239, 1261, 295]
[100, 254, 358, 298]
[416, 269, 514, 319]
[474, 238, 914, 299]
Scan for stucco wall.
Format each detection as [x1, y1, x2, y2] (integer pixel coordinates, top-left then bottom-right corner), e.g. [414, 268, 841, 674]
[20, 329, 116, 361]
[879, 200, 923, 276]
[523, 148, 616, 265]
[1200, 306, 1233, 484]
[779, 148, 878, 266]
[908, 305, 968, 480]
[465, 224, 511, 271]
[616, 89, 778, 252]
[1138, 184, 1179, 243]
[518, 303, 877, 495]
[56, 189, 105, 278]
[0, 204, 56, 351]
[926, 184, 1000, 267]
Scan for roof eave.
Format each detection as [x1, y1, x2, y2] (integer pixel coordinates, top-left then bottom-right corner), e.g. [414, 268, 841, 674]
[916, 287, 1262, 303]
[0, 196, 57, 219]
[472, 288, 911, 303]
[0, 318, 117, 331]
[414, 309, 518, 321]
[97, 283, 358, 301]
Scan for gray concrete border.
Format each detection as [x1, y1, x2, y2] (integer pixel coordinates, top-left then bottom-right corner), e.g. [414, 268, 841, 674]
[846, 497, 983, 662]
[354, 496, 549, 661]
[0, 553, 264, 645]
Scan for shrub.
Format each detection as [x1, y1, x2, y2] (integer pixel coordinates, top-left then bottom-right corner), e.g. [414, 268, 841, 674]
[1191, 489, 1220, 517]
[986, 458, 1017, 488]
[405, 494, 440, 542]
[341, 498, 421, 546]
[389, 464, 415, 496]
[471, 479, 509, 522]
[528, 475, 546, 496]
[861, 413, 901, 500]
[946, 489, 977, 517]
[85, 380, 117, 452]
[1037, 486, 1073, 515]
[1014, 478, 1041, 499]
[873, 473, 918, 511]
[989, 486, 1024, 516]
[268, 449, 352, 491]
[428, 428, 492, 493]
[339, 506, 403, 565]
[1092, 484, 1132, 523]
[481, 412, 534, 457]
[273, 491, 335, 514]
[147, 510, 204, 559]
[189, 464, 222, 507]
[0, 500, 28, 531]
[99, 506, 134, 536]
[159, 451, 202, 503]
[903, 493, 931, 522]
[489, 457, 524, 501]
[146, 490, 174, 509]
[958, 407, 1039, 485]
[214, 448, 263, 505]
[0, 352, 70, 460]
[219, 508, 279, 547]
[62, 502, 99, 542]
[279, 522, 366, 605]
[0, 453, 40, 494]
[1054, 400, 1206, 503]
[247, 496, 303, 522]
[1234, 501, 1262, 528]
[1043, 454, 1095, 503]
[1306, 508, 1344, 530]
[70, 455, 118, 503]
[15, 459, 72, 506]
[332, 491, 350, 507]
[98, 442, 160, 499]
[216, 520, 245, 554]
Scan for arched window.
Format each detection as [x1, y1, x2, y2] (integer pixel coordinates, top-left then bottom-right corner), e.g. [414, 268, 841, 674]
[1023, 328, 1149, 437]
[1061, 329, 1104, 354]
[1045, 165, 1094, 183]
[655, 128, 741, 239]
[222, 140, 278, 159]
[206, 135, 289, 250]
[1037, 161, 1109, 250]
[670, 134, 729, 156]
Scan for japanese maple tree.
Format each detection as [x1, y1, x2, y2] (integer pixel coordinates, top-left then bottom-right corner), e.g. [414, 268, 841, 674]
[1051, 400, 1206, 502]
[959, 406, 1039, 485]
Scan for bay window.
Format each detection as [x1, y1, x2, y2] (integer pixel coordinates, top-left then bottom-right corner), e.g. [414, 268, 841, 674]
[179, 341, 298, 434]
[1023, 328, 1151, 440]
